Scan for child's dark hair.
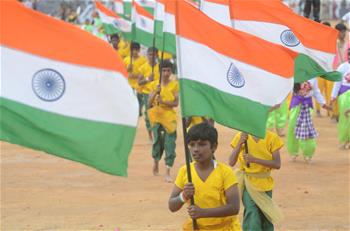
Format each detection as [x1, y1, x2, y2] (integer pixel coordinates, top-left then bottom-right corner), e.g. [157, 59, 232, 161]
[110, 33, 120, 40]
[130, 42, 141, 50]
[186, 122, 218, 148]
[335, 23, 347, 32]
[293, 83, 301, 94]
[147, 46, 158, 53]
[161, 59, 173, 70]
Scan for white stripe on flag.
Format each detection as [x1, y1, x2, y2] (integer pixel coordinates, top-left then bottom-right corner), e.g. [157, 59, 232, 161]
[177, 37, 293, 106]
[1, 46, 138, 126]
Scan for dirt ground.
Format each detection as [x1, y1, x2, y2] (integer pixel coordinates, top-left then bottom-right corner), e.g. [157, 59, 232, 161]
[1, 110, 349, 231]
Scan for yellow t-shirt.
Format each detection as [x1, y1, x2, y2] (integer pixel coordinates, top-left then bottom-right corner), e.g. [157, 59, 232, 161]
[138, 62, 160, 94]
[230, 130, 283, 191]
[158, 50, 173, 60]
[123, 55, 147, 92]
[188, 116, 205, 129]
[118, 39, 130, 59]
[175, 162, 241, 231]
[147, 80, 179, 133]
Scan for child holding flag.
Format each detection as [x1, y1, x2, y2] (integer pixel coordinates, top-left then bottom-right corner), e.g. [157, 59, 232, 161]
[123, 42, 147, 116]
[229, 131, 283, 231]
[148, 60, 178, 182]
[169, 123, 241, 231]
[138, 47, 160, 142]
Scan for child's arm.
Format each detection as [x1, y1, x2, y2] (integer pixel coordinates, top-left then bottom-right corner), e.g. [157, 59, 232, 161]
[187, 184, 240, 219]
[148, 86, 161, 108]
[169, 183, 195, 212]
[244, 149, 281, 169]
[228, 133, 248, 167]
[158, 92, 179, 107]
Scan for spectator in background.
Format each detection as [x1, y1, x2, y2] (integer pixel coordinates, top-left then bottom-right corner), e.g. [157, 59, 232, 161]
[304, 0, 321, 22]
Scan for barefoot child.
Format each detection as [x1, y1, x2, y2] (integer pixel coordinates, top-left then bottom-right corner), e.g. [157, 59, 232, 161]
[148, 60, 178, 182]
[169, 123, 241, 230]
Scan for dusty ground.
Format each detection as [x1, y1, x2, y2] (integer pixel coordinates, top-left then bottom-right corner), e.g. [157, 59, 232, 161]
[1, 111, 349, 231]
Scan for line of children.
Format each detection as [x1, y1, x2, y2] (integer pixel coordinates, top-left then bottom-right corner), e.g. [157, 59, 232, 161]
[169, 123, 241, 231]
[331, 48, 350, 149]
[148, 60, 178, 183]
[229, 130, 283, 231]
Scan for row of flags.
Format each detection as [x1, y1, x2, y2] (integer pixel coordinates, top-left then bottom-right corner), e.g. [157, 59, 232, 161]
[0, 0, 341, 176]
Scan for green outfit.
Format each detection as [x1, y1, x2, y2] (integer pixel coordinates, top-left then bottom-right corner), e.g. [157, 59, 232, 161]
[287, 105, 316, 158]
[243, 189, 273, 231]
[337, 91, 350, 143]
[151, 123, 176, 167]
[266, 100, 288, 129]
[141, 93, 151, 131]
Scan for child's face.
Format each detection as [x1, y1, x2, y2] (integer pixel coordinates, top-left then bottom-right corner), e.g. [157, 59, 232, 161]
[131, 49, 140, 57]
[147, 51, 157, 63]
[298, 82, 312, 96]
[188, 139, 217, 163]
[162, 67, 172, 79]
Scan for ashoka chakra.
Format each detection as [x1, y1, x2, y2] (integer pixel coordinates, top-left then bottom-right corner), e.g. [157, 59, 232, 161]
[32, 69, 65, 102]
[227, 63, 245, 88]
[280, 29, 300, 47]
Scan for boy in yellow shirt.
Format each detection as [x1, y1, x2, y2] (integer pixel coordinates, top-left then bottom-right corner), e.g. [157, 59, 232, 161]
[169, 123, 241, 231]
[229, 131, 283, 231]
[148, 60, 178, 182]
[123, 42, 147, 116]
[138, 47, 160, 141]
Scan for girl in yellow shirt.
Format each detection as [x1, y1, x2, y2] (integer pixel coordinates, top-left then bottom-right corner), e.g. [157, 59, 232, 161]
[169, 123, 241, 231]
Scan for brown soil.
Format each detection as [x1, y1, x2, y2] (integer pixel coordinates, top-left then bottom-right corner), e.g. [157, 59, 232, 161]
[1, 113, 349, 231]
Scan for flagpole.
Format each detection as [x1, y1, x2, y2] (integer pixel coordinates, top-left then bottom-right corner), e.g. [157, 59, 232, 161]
[175, 1, 198, 230]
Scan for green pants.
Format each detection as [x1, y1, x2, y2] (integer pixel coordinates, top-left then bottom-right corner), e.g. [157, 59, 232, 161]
[243, 188, 273, 231]
[266, 100, 288, 129]
[141, 93, 151, 131]
[287, 106, 316, 158]
[152, 123, 176, 167]
[337, 91, 350, 143]
[137, 92, 144, 116]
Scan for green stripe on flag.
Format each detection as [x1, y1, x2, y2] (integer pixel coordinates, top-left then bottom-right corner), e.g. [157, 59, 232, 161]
[103, 24, 120, 35]
[179, 79, 270, 138]
[294, 54, 342, 83]
[132, 24, 154, 47]
[0, 97, 136, 176]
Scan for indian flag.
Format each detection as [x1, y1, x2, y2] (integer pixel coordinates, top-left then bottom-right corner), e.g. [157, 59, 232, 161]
[175, 1, 298, 137]
[0, 1, 139, 176]
[137, 0, 155, 15]
[200, 0, 231, 27]
[154, 0, 176, 55]
[131, 1, 154, 47]
[230, 0, 341, 82]
[114, 0, 124, 16]
[96, 1, 132, 38]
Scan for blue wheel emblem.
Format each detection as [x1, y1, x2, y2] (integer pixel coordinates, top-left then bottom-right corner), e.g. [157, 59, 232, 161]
[280, 29, 300, 47]
[113, 19, 120, 28]
[140, 18, 146, 28]
[32, 69, 65, 102]
[227, 63, 245, 88]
